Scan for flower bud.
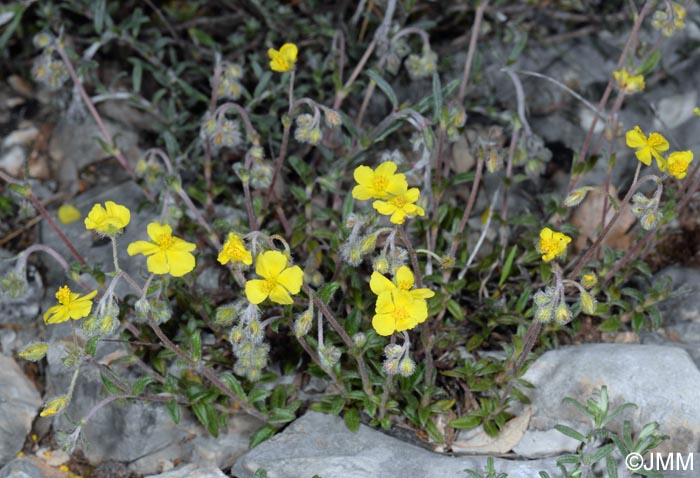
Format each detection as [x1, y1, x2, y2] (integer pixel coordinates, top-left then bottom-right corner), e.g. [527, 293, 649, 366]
[230, 325, 244, 345]
[246, 319, 264, 344]
[319, 345, 341, 368]
[641, 212, 658, 231]
[352, 332, 367, 348]
[215, 304, 238, 326]
[134, 298, 150, 322]
[294, 309, 313, 338]
[535, 305, 552, 323]
[382, 358, 400, 375]
[398, 357, 416, 377]
[555, 303, 572, 324]
[533, 290, 550, 307]
[40, 396, 68, 417]
[581, 273, 597, 289]
[580, 291, 597, 315]
[150, 299, 172, 324]
[359, 234, 377, 255]
[384, 344, 404, 359]
[308, 128, 322, 145]
[373, 255, 390, 274]
[324, 109, 342, 128]
[564, 188, 591, 207]
[19, 342, 49, 362]
[1, 272, 28, 298]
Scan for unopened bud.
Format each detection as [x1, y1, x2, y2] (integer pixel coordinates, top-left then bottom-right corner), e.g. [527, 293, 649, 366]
[580, 291, 597, 315]
[384, 344, 403, 359]
[382, 358, 400, 375]
[215, 304, 238, 326]
[555, 303, 571, 324]
[352, 332, 367, 348]
[40, 396, 68, 417]
[373, 255, 390, 274]
[564, 188, 591, 207]
[294, 309, 313, 338]
[535, 305, 552, 323]
[581, 273, 597, 289]
[398, 357, 416, 377]
[359, 234, 377, 255]
[19, 342, 49, 362]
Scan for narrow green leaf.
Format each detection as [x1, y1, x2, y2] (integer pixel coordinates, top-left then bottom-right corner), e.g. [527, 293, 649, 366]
[165, 399, 180, 424]
[317, 282, 340, 304]
[250, 425, 276, 448]
[499, 245, 518, 286]
[132, 376, 156, 396]
[553, 424, 587, 443]
[446, 299, 464, 321]
[100, 372, 123, 395]
[366, 70, 398, 109]
[636, 50, 661, 76]
[220, 372, 247, 401]
[449, 414, 482, 430]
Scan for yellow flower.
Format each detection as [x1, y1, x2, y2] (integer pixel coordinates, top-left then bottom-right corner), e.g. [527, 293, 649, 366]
[57, 204, 81, 225]
[537, 227, 571, 263]
[625, 126, 669, 167]
[218, 233, 253, 266]
[245, 250, 304, 305]
[370, 265, 434, 300]
[84, 201, 131, 235]
[43, 286, 98, 325]
[268, 43, 298, 72]
[352, 161, 408, 200]
[613, 68, 645, 94]
[372, 185, 425, 225]
[127, 222, 196, 277]
[40, 395, 68, 417]
[372, 289, 428, 336]
[661, 150, 694, 179]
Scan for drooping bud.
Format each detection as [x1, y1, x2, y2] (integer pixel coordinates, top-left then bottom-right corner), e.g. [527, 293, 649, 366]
[19, 342, 49, 362]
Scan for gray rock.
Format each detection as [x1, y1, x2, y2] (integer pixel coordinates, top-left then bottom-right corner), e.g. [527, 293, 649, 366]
[0, 356, 42, 465]
[0, 456, 67, 478]
[48, 115, 140, 194]
[232, 411, 559, 478]
[655, 266, 700, 324]
[144, 464, 228, 478]
[45, 344, 261, 475]
[513, 344, 700, 457]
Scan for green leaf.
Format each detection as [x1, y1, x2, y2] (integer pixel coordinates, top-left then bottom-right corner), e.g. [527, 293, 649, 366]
[93, 0, 106, 33]
[130, 58, 143, 93]
[165, 399, 180, 424]
[344, 407, 360, 432]
[100, 372, 123, 395]
[446, 299, 464, 321]
[636, 50, 661, 76]
[482, 420, 499, 437]
[553, 424, 586, 443]
[248, 388, 271, 404]
[85, 336, 100, 357]
[508, 31, 528, 63]
[366, 70, 398, 109]
[220, 372, 247, 401]
[591, 443, 615, 463]
[190, 330, 202, 362]
[317, 282, 341, 304]
[499, 245, 518, 287]
[250, 425, 276, 448]
[450, 414, 482, 430]
[254, 72, 272, 98]
[132, 376, 156, 396]
[599, 316, 621, 332]
[268, 408, 296, 425]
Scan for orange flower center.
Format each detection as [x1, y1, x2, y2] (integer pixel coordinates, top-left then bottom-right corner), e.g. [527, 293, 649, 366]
[157, 233, 174, 250]
[55, 286, 72, 305]
[373, 175, 388, 191]
[391, 195, 407, 208]
[397, 279, 412, 290]
[262, 278, 277, 293]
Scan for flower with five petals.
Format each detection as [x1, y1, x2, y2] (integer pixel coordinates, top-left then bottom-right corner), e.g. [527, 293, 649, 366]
[245, 250, 304, 305]
[127, 222, 196, 277]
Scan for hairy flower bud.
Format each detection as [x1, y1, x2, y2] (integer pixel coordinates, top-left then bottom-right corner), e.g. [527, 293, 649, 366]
[398, 357, 416, 377]
[373, 255, 390, 274]
[384, 344, 404, 359]
[382, 358, 400, 375]
[581, 273, 597, 289]
[1, 272, 28, 298]
[580, 291, 597, 315]
[319, 345, 341, 368]
[19, 342, 49, 362]
[294, 308, 313, 338]
[352, 332, 367, 348]
[555, 303, 572, 324]
[564, 187, 592, 207]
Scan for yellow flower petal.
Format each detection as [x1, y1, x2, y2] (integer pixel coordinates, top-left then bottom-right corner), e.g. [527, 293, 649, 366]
[372, 313, 396, 336]
[372, 200, 395, 216]
[277, 266, 303, 294]
[394, 266, 414, 290]
[374, 161, 397, 177]
[127, 240, 161, 256]
[370, 272, 395, 296]
[269, 284, 294, 305]
[375, 291, 394, 314]
[166, 250, 196, 277]
[147, 222, 172, 242]
[245, 279, 269, 304]
[58, 204, 81, 225]
[625, 127, 647, 149]
[146, 251, 170, 275]
[256, 250, 288, 279]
